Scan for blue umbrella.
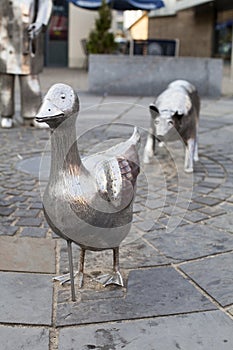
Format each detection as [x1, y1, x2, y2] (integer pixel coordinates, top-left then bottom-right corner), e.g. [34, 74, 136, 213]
[68, 0, 164, 11]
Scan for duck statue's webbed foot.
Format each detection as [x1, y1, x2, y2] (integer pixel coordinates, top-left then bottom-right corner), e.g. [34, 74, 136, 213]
[94, 271, 124, 287]
[94, 247, 124, 287]
[53, 271, 84, 289]
[54, 244, 85, 291]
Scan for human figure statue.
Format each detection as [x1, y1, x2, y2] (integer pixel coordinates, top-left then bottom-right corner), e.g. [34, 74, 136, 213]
[0, 0, 53, 128]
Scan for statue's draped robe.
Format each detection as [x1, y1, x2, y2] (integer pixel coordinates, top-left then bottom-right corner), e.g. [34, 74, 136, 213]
[0, 0, 52, 75]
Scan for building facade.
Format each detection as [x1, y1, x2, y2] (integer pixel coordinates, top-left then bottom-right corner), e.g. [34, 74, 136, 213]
[46, 1, 125, 68]
[45, 1, 97, 68]
[148, 0, 233, 59]
[45, 0, 233, 68]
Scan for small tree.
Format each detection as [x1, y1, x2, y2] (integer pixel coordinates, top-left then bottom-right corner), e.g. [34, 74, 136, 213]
[86, 0, 117, 54]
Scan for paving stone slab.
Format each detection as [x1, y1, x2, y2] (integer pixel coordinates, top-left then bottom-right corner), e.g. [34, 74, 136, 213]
[194, 196, 223, 206]
[135, 219, 155, 232]
[198, 206, 226, 217]
[228, 306, 233, 317]
[16, 156, 42, 178]
[56, 267, 215, 326]
[177, 201, 203, 211]
[0, 236, 56, 273]
[5, 189, 22, 195]
[227, 195, 233, 204]
[211, 189, 232, 201]
[145, 224, 233, 261]
[0, 272, 53, 325]
[14, 209, 40, 217]
[16, 217, 43, 227]
[20, 227, 48, 238]
[184, 211, 209, 223]
[180, 252, 233, 307]
[199, 181, 220, 189]
[204, 213, 233, 233]
[8, 195, 28, 203]
[193, 186, 213, 195]
[29, 202, 43, 209]
[220, 202, 233, 213]
[145, 199, 166, 210]
[58, 310, 233, 350]
[15, 202, 28, 209]
[200, 126, 233, 149]
[0, 225, 18, 236]
[0, 327, 49, 350]
[0, 207, 15, 216]
[119, 238, 170, 268]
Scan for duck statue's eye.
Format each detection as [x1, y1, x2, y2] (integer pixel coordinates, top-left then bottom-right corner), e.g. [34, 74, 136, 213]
[61, 94, 66, 100]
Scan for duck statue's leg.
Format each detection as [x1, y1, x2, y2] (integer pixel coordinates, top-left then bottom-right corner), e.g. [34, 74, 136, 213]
[53, 240, 76, 301]
[53, 245, 86, 294]
[77, 247, 85, 288]
[67, 240, 76, 301]
[95, 247, 124, 287]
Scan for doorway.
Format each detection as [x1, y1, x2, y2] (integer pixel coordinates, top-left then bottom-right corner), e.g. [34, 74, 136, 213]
[45, 0, 69, 66]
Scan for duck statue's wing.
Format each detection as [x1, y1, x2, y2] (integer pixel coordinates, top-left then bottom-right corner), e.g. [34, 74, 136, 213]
[95, 157, 122, 207]
[95, 127, 140, 208]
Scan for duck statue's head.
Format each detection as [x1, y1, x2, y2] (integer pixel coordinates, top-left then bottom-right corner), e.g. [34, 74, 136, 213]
[36, 83, 80, 129]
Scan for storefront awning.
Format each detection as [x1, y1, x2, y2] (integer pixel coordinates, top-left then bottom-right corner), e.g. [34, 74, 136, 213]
[68, 0, 164, 11]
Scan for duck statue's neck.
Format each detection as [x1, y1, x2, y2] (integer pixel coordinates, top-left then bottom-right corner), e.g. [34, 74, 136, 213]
[49, 114, 82, 177]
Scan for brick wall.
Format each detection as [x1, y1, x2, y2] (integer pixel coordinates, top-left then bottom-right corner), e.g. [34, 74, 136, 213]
[148, 5, 215, 57]
[217, 9, 233, 22]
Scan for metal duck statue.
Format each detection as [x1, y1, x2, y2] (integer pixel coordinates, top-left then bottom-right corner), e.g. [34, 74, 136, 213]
[36, 84, 140, 301]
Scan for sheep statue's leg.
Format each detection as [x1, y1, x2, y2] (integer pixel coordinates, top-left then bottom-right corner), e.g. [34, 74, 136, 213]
[143, 133, 155, 164]
[184, 138, 195, 173]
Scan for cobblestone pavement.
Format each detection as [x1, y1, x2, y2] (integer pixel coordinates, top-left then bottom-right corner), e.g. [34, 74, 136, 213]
[0, 71, 233, 349]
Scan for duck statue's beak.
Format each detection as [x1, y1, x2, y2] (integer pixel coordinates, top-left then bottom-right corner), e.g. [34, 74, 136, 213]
[36, 99, 64, 123]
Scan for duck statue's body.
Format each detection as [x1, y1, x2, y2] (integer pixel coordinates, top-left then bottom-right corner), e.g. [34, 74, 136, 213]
[36, 83, 140, 300]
